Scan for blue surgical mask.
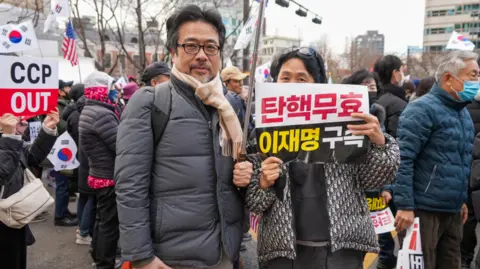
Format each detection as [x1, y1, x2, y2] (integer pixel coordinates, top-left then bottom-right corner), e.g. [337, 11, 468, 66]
[108, 89, 119, 103]
[459, 80, 480, 102]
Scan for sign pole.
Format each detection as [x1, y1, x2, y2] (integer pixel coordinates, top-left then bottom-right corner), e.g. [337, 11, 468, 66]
[240, 0, 266, 155]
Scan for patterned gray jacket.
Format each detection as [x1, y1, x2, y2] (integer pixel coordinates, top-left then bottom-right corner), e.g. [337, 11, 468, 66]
[245, 134, 400, 263]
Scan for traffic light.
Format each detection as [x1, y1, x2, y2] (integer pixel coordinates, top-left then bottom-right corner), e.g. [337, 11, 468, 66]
[312, 17, 322, 24]
[275, 0, 289, 8]
[295, 8, 307, 17]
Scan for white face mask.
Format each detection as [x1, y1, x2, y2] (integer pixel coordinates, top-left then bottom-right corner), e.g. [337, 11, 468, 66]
[397, 71, 405, 87]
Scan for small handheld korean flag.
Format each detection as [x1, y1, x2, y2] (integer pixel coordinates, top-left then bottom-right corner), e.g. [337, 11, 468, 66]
[446, 31, 475, 51]
[47, 132, 80, 171]
[0, 21, 38, 53]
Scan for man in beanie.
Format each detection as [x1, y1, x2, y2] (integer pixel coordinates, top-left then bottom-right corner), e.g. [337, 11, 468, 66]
[115, 5, 250, 269]
[141, 61, 171, 87]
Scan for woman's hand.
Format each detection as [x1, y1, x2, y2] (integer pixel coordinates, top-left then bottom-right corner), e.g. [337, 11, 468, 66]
[259, 157, 283, 190]
[0, 113, 20, 135]
[43, 108, 60, 130]
[347, 113, 385, 145]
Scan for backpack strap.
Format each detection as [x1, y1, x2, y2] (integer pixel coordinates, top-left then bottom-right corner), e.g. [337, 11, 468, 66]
[151, 82, 173, 147]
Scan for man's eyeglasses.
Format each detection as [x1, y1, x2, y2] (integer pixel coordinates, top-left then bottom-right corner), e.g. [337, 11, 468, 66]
[282, 47, 317, 57]
[177, 43, 221, 56]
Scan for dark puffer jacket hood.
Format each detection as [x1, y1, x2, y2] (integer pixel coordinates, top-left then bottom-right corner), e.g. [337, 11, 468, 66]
[382, 84, 407, 102]
[69, 84, 85, 102]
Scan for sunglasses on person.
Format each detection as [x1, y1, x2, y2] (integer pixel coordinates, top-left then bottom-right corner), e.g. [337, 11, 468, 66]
[282, 47, 318, 57]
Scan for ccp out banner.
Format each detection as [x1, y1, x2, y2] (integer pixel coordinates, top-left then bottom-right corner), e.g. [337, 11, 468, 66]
[0, 55, 58, 118]
[255, 83, 370, 163]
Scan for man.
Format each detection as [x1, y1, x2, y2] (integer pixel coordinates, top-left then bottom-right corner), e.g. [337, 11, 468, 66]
[54, 79, 78, 226]
[221, 66, 247, 95]
[115, 5, 251, 269]
[394, 51, 476, 269]
[141, 61, 171, 86]
[373, 55, 408, 138]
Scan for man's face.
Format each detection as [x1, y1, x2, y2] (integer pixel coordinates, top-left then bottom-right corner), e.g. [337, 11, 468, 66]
[59, 86, 71, 97]
[171, 21, 221, 83]
[443, 59, 480, 99]
[226, 79, 242, 94]
[151, 75, 170, 86]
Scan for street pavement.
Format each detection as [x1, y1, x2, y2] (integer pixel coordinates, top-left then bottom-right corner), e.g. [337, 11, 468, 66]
[27, 192, 259, 269]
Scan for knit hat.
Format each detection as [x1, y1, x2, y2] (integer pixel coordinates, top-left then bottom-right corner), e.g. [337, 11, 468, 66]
[123, 82, 139, 100]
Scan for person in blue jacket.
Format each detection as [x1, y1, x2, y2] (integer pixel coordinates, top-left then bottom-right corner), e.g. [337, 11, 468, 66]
[394, 51, 477, 269]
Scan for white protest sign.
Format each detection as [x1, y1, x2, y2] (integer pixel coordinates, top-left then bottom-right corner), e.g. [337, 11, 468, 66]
[255, 83, 370, 128]
[396, 217, 424, 269]
[28, 121, 42, 144]
[370, 207, 395, 234]
[0, 56, 58, 118]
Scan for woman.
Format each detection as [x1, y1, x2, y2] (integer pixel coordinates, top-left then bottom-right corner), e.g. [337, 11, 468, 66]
[243, 48, 400, 268]
[0, 110, 59, 269]
[410, 76, 435, 101]
[79, 71, 120, 269]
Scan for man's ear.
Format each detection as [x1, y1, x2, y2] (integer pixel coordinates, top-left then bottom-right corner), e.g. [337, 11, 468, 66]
[170, 48, 177, 65]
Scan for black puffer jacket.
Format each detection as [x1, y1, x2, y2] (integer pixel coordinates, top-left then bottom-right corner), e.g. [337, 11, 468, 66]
[375, 84, 407, 138]
[467, 99, 480, 136]
[79, 100, 118, 180]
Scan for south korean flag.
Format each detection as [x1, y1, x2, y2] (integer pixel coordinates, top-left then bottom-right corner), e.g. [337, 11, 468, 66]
[0, 20, 39, 53]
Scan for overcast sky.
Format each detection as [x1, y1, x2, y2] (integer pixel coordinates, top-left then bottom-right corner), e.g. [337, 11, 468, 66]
[263, 0, 426, 56]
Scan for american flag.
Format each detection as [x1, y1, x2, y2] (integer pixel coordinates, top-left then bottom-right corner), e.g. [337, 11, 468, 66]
[62, 21, 78, 66]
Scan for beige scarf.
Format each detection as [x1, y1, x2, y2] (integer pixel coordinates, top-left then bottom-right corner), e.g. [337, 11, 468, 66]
[171, 66, 243, 160]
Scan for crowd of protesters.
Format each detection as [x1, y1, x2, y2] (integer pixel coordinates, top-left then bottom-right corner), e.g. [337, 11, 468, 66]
[2, 4, 480, 269]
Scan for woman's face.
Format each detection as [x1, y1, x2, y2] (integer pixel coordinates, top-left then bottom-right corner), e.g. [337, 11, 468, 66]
[361, 78, 377, 92]
[277, 58, 315, 84]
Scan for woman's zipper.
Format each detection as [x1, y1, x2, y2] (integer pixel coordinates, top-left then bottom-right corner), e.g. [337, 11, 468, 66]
[424, 165, 437, 193]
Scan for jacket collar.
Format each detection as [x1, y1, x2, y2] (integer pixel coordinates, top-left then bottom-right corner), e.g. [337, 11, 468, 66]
[382, 84, 407, 101]
[430, 83, 468, 110]
[85, 99, 115, 111]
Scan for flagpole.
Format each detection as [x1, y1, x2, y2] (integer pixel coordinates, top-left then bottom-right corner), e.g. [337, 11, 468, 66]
[240, 0, 266, 155]
[77, 60, 82, 82]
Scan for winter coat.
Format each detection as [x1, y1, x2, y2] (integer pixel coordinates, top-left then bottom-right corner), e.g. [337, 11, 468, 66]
[115, 76, 244, 267]
[375, 84, 408, 138]
[394, 84, 474, 213]
[0, 127, 57, 242]
[467, 99, 480, 136]
[245, 134, 400, 263]
[79, 99, 118, 180]
[64, 96, 93, 194]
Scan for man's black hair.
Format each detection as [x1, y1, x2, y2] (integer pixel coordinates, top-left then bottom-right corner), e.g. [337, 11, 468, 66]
[373, 55, 403, 86]
[269, 50, 328, 84]
[166, 5, 226, 53]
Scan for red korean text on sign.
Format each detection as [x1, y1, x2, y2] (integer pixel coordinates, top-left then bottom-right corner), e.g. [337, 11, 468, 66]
[338, 92, 363, 117]
[261, 97, 284, 124]
[370, 210, 392, 229]
[312, 93, 337, 120]
[285, 94, 312, 121]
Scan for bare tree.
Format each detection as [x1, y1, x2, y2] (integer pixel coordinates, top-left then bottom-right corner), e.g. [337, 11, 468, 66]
[341, 36, 381, 72]
[310, 35, 342, 82]
[71, 0, 119, 74]
[1, 0, 43, 27]
[407, 51, 444, 78]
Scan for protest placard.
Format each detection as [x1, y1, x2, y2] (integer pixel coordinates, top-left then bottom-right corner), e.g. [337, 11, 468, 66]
[370, 208, 395, 234]
[255, 83, 370, 163]
[28, 121, 42, 144]
[397, 218, 424, 269]
[0, 56, 58, 118]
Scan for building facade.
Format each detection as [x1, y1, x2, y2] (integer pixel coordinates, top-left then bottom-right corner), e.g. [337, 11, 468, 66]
[423, 0, 480, 52]
[259, 35, 301, 64]
[353, 30, 385, 56]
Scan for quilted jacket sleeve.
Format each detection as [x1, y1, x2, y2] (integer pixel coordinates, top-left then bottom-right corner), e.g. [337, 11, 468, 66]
[0, 136, 23, 186]
[25, 127, 58, 167]
[394, 102, 433, 210]
[94, 111, 119, 154]
[470, 133, 480, 191]
[114, 88, 156, 263]
[356, 133, 400, 190]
